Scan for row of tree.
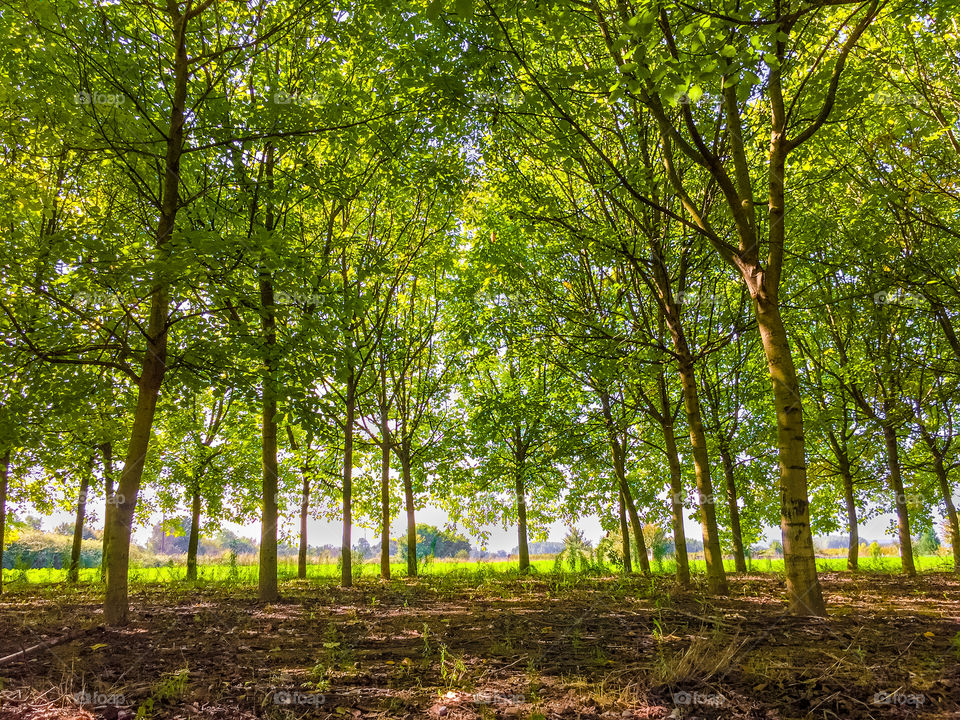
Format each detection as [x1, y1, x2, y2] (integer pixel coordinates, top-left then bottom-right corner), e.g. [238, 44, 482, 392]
[0, 0, 957, 623]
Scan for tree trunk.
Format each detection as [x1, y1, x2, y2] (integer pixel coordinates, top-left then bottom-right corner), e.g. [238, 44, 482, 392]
[298, 471, 309, 580]
[400, 445, 417, 577]
[99, 442, 113, 582]
[258, 264, 280, 602]
[663, 420, 690, 586]
[646, 254, 726, 590]
[379, 371, 391, 580]
[933, 302, 960, 362]
[68, 460, 91, 583]
[618, 486, 632, 574]
[284, 426, 310, 580]
[258, 138, 280, 601]
[880, 423, 915, 575]
[718, 444, 747, 572]
[515, 466, 530, 573]
[621, 479, 650, 574]
[932, 454, 960, 573]
[103, 6, 188, 626]
[186, 488, 201, 581]
[105, 303, 169, 624]
[600, 394, 650, 574]
[672, 355, 727, 592]
[0, 450, 7, 594]
[341, 373, 356, 587]
[839, 457, 858, 571]
[753, 298, 825, 615]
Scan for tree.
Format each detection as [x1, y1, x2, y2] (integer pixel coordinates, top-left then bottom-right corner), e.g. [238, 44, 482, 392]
[453, 329, 576, 573]
[398, 524, 471, 562]
[5, 0, 307, 624]
[914, 528, 940, 557]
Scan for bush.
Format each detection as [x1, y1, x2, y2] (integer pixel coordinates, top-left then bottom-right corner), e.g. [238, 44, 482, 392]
[2, 529, 165, 570]
[554, 528, 593, 572]
[2, 530, 100, 570]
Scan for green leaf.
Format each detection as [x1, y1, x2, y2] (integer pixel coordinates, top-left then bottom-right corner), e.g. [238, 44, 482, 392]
[425, 0, 444, 22]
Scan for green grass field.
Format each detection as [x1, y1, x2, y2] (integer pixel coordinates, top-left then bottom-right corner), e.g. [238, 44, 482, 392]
[1, 553, 953, 588]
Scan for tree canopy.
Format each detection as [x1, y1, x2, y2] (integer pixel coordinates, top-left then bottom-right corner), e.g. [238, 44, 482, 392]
[0, 0, 957, 625]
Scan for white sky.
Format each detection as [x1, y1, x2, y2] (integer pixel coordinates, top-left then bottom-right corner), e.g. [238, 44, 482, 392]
[32, 501, 938, 553]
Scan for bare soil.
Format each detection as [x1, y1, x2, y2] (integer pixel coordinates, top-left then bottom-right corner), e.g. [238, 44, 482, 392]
[0, 571, 957, 720]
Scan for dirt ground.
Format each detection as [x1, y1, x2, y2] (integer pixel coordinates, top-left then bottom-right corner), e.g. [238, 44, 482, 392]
[0, 571, 957, 720]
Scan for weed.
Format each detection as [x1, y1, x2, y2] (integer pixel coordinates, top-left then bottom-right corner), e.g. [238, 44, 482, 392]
[421, 623, 432, 657]
[438, 643, 469, 688]
[652, 629, 742, 684]
[135, 667, 189, 719]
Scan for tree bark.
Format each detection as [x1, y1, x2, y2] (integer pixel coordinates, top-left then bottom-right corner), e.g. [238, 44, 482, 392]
[639, 216, 725, 590]
[298, 470, 309, 580]
[103, 5, 188, 626]
[284, 426, 310, 580]
[932, 454, 960, 573]
[186, 488, 201, 581]
[657, 364, 690, 586]
[99, 442, 112, 582]
[753, 298, 825, 615]
[618, 486, 632, 573]
[933, 303, 960, 363]
[718, 444, 746, 572]
[340, 372, 356, 587]
[663, 420, 690, 586]
[258, 140, 279, 603]
[379, 369, 391, 580]
[672, 355, 727, 592]
[621, 480, 650, 573]
[600, 393, 650, 574]
[67, 458, 92, 583]
[1, 450, 9, 593]
[106, 355, 167, 624]
[880, 423, 915, 575]
[258, 266, 280, 601]
[515, 465, 530, 573]
[398, 446, 417, 576]
[838, 456, 858, 571]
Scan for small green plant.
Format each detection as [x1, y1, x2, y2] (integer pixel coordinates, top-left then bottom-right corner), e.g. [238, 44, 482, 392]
[438, 643, 469, 687]
[308, 658, 332, 689]
[421, 623, 432, 657]
[526, 661, 541, 701]
[652, 615, 664, 640]
[321, 624, 346, 666]
[135, 667, 189, 719]
[646, 525, 670, 573]
[226, 551, 239, 581]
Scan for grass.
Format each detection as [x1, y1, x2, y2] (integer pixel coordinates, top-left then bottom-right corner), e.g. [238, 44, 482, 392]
[0, 553, 953, 588]
[1, 558, 558, 586]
